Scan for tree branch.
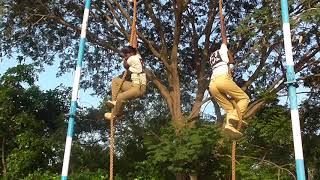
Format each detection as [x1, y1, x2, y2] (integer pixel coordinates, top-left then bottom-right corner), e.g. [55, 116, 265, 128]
[45, 14, 120, 53]
[144, 0, 167, 55]
[294, 46, 320, 72]
[103, 1, 131, 41]
[242, 40, 280, 91]
[244, 45, 319, 118]
[144, 68, 173, 115]
[187, 1, 218, 122]
[111, 0, 170, 70]
[170, 0, 184, 67]
[203, 0, 218, 57]
[186, 8, 209, 121]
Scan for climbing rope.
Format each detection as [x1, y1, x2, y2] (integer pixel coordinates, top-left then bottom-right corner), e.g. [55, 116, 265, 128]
[230, 100, 243, 180]
[109, 70, 127, 180]
[231, 141, 236, 179]
[109, 0, 138, 179]
[218, 0, 243, 179]
[109, 118, 115, 180]
[129, 0, 138, 48]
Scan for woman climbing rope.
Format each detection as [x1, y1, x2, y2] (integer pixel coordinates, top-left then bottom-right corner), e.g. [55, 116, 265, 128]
[208, 0, 250, 139]
[104, 46, 147, 120]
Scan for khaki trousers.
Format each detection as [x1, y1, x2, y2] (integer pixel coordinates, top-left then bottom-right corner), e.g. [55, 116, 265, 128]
[111, 78, 146, 116]
[209, 74, 249, 118]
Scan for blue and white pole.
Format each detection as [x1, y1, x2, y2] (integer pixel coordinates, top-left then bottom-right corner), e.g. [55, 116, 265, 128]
[280, 0, 306, 180]
[61, 0, 91, 179]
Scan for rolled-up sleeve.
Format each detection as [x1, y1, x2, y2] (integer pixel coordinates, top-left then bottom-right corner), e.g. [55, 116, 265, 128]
[219, 43, 229, 63]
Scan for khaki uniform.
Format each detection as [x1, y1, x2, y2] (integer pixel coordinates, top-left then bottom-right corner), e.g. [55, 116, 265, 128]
[209, 74, 249, 118]
[111, 54, 146, 116]
[208, 44, 249, 120]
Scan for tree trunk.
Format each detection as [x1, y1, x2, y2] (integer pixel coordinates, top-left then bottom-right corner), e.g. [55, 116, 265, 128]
[187, 100, 202, 128]
[169, 41, 184, 131]
[171, 70, 184, 130]
[2, 137, 7, 176]
[170, 1, 185, 131]
[189, 174, 198, 180]
[176, 173, 188, 180]
[213, 100, 223, 124]
[243, 99, 266, 119]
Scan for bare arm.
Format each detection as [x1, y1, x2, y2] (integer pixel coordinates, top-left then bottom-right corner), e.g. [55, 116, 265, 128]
[228, 51, 235, 64]
[123, 59, 129, 70]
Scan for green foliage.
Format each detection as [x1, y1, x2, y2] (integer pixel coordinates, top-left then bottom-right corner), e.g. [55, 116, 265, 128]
[235, 105, 296, 179]
[248, 105, 293, 146]
[145, 124, 221, 175]
[133, 160, 169, 180]
[22, 169, 108, 180]
[299, 1, 320, 23]
[300, 95, 320, 179]
[69, 169, 108, 180]
[236, 159, 294, 180]
[0, 65, 69, 178]
[0, 64, 37, 88]
[23, 171, 60, 180]
[69, 142, 108, 172]
[255, 90, 278, 102]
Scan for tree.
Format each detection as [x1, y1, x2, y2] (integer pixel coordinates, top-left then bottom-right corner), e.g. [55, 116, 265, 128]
[2, 0, 319, 125]
[300, 65, 320, 179]
[0, 65, 69, 178]
[1, 0, 319, 179]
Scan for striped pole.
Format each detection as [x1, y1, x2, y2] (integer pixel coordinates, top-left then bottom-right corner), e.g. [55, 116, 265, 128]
[280, 1, 306, 180]
[61, 0, 91, 179]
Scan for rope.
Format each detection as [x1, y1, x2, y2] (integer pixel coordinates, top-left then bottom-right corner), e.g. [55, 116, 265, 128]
[109, 0, 137, 178]
[230, 100, 243, 180]
[129, 0, 138, 48]
[231, 141, 236, 180]
[219, 0, 227, 45]
[109, 71, 127, 180]
[109, 118, 115, 180]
